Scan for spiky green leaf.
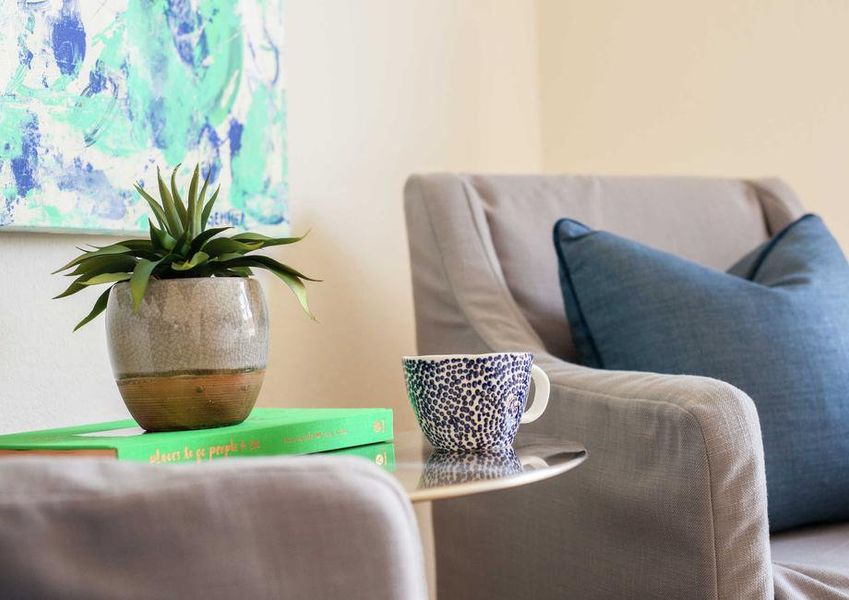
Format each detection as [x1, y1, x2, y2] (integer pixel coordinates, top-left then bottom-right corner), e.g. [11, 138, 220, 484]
[214, 252, 245, 262]
[219, 255, 321, 282]
[225, 266, 254, 277]
[65, 254, 137, 277]
[130, 259, 159, 311]
[218, 256, 317, 318]
[171, 251, 210, 271]
[172, 226, 192, 257]
[149, 220, 176, 253]
[87, 240, 154, 252]
[125, 249, 164, 261]
[170, 164, 188, 228]
[202, 237, 264, 258]
[230, 231, 308, 248]
[200, 185, 220, 230]
[188, 226, 231, 255]
[73, 286, 113, 332]
[134, 184, 168, 229]
[187, 165, 200, 237]
[53, 244, 133, 274]
[54, 275, 89, 299]
[156, 167, 183, 236]
[196, 169, 211, 232]
[82, 272, 132, 286]
[85, 239, 158, 261]
[274, 270, 315, 320]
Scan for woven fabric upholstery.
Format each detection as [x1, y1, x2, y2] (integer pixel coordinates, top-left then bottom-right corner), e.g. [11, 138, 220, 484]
[0, 456, 427, 600]
[772, 523, 849, 599]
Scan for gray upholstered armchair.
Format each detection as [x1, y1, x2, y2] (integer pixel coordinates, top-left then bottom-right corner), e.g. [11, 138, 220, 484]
[404, 174, 849, 599]
[0, 456, 427, 599]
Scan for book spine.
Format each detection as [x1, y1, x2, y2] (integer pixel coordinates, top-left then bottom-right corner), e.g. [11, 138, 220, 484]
[118, 410, 393, 464]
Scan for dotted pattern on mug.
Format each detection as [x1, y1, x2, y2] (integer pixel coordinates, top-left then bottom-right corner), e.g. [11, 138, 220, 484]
[403, 354, 533, 451]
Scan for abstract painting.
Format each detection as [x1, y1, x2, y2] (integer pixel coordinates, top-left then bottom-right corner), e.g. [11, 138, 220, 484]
[0, 0, 287, 235]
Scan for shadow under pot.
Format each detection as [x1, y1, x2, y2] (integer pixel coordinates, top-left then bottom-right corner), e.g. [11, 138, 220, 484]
[105, 278, 268, 432]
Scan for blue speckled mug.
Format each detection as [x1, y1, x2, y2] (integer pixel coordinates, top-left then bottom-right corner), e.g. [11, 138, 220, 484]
[402, 352, 550, 451]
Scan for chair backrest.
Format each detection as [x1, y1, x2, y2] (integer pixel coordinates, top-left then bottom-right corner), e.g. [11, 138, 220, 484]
[405, 174, 804, 360]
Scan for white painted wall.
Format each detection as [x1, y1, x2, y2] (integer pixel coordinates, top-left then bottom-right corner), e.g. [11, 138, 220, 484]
[0, 1, 542, 434]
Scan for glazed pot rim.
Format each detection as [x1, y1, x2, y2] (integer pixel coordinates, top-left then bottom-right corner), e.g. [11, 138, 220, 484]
[112, 276, 259, 288]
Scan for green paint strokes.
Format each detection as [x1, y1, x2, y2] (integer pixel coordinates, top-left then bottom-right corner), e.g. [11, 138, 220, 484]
[119, 0, 245, 164]
[0, 110, 29, 160]
[198, 1, 244, 126]
[229, 86, 272, 211]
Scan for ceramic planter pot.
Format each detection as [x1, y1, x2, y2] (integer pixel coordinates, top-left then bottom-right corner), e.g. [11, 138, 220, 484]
[105, 278, 268, 432]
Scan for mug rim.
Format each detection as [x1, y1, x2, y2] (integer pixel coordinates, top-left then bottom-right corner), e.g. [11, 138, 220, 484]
[402, 351, 532, 362]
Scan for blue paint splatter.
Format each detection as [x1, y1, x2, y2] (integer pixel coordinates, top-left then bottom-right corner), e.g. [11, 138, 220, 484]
[256, 206, 285, 225]
[80, 60, 120, 147]
[165, 0, 202, 67]
[87, 60, 107, 93]
[1, 199, 16, 226]
[11, 114, 41, 197]
[148, 98, 168, 150]
[56, 159, 127, 220]
[228, 119, 243, 157]
[199, 121, 221, 148]
[51, 1, 86, 77]
[16, 26, 34, 70]
[19, 46, 33, 69]
[197, 121, 223, 182]
[198, 29, 209, 64]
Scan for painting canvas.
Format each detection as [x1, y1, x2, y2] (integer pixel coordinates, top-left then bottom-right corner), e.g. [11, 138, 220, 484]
[0, 0, 287, 235]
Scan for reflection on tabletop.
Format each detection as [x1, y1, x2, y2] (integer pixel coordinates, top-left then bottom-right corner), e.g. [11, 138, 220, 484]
[376, 432, 587, 503]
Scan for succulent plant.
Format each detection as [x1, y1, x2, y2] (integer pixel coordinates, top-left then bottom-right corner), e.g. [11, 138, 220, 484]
[54, 164, 317, 330]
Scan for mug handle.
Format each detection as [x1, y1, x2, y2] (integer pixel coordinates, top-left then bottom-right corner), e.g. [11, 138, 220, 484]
[520, 455, 550, 470]
[520, 364, 550, 424]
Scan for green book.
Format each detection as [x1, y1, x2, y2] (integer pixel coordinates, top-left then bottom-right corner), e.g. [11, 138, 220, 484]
[0, 408, 393, 464]
[326, 441, 397, 473]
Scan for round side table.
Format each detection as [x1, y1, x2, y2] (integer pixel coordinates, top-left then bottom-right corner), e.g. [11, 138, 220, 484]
[385, 431, 587, 502]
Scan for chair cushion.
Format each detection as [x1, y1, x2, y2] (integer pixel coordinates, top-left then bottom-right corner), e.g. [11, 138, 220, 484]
[772, 523, 849, 599]
[553, 214, 849, 532]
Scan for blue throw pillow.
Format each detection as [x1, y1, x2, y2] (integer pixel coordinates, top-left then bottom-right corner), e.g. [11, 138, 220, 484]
[553, 214, 849, 532]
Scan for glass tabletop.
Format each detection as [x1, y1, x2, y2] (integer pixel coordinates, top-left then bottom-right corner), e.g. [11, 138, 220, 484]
[378, 431, 587, 503]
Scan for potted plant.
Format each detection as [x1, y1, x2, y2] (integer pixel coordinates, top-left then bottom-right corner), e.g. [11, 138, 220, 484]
[54, 164, 317, 432]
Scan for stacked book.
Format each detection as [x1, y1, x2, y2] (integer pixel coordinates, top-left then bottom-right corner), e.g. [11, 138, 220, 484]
[0, 408, 394, 470]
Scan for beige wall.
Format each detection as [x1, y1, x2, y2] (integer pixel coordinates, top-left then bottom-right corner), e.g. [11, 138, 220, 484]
[0, 1, 542, 434]
[538, 0, 849, 245]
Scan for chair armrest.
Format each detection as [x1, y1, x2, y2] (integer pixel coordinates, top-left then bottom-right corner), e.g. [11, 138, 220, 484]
[0, 456, 428, 600]
[539, 354, 771, 596]
[435, 354, 773, 599]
